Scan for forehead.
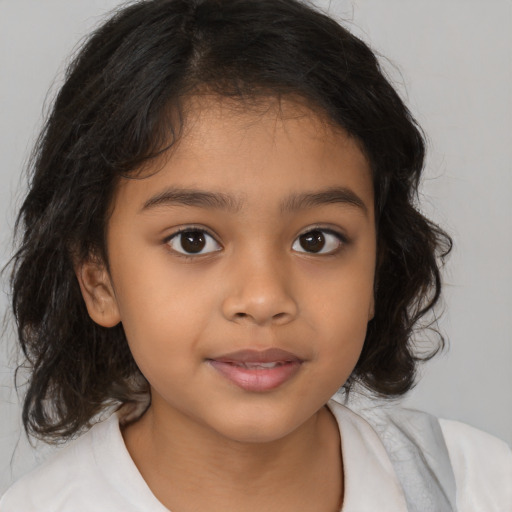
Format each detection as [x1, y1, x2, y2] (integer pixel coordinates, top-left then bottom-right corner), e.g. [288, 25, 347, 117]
[113, 95, 374, 216]
[177, 94, 367, 167]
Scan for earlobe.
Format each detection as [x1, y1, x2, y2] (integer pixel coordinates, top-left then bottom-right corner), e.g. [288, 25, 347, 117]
[75, 258, 121, 328]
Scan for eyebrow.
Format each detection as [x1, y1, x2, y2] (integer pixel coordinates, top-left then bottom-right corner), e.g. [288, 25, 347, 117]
[141, 188, 243, 213]
[280, 187, 368, 215]
[140, 186, 368, 216]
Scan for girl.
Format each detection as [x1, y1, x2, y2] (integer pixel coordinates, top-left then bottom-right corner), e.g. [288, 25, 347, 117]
[2, 0, 511, 510]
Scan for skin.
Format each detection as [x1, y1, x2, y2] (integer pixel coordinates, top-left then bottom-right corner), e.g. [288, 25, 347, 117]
[77, 96, 376, 512]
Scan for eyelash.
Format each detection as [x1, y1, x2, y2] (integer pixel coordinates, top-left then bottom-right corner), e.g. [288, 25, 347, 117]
[164, 225, 348, 258]
[164, 226, 221, 259]
[293, 226, 348, 255]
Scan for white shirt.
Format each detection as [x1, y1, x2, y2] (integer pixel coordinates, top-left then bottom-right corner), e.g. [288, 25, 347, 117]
[1, 400, 511, 511]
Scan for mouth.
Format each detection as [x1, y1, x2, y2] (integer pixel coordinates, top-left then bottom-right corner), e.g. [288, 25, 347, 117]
[207, 348, 303, 392]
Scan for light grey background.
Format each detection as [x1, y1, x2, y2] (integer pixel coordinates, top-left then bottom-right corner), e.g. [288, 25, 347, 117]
[1, 0, 511, 494]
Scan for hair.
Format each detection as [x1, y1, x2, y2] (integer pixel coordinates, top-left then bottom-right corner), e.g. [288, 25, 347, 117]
[10, 0, 451, 441]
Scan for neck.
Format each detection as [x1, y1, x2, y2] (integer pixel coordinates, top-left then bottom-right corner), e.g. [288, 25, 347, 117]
[122, 400, 343, 512]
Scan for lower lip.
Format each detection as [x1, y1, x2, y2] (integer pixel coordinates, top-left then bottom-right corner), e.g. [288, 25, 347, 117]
[208, 360, 302, 392]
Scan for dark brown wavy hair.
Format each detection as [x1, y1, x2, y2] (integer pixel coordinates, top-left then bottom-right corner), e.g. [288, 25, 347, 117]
[10, 0, 451, 441]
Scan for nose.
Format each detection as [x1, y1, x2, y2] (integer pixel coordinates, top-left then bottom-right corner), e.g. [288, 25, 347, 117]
[221, 251, 298, 326]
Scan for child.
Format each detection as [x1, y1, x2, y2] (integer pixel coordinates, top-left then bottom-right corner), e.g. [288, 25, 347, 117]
[2, 0, 511, 510]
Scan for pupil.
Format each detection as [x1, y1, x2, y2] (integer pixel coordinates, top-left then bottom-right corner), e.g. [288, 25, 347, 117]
[181, 231, 206, 253]
[300, 230, 325, 253]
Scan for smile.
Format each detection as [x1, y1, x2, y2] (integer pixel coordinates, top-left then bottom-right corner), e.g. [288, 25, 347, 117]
[226, 361, 286, 369]
[207, 348, 303, 392]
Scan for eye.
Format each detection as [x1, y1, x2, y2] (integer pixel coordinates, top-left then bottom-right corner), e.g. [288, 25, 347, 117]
[292, 229, 343, 254]
[166, 229, 221, 255]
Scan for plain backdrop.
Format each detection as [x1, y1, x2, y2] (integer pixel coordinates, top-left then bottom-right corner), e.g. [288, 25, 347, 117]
[1, 0, 511, 494]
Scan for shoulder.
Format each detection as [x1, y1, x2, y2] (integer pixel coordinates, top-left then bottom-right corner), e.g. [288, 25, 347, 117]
[334, 393, 512, 511]
[0, 414, 130, 512]
[1, 432, 95, 511]
[439, 418, 512, 511]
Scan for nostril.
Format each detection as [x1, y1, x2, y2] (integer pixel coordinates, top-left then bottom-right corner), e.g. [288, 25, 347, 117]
[223, 293, 298, 325]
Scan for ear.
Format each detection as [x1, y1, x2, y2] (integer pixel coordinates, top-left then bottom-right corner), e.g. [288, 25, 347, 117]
[75, 257, 121, 328]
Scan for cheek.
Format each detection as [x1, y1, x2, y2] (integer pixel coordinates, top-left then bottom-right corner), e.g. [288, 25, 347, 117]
[111, 248, 214, 330]
[311, 304, 369, 399]
[302, 257, 375, 324]
[109, 269, 209, 376]
[304, 261, 375, 369]
[320, 305, 369, 364]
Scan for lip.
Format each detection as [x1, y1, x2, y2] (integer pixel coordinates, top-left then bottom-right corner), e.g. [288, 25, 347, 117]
[207, 348, 303, 392]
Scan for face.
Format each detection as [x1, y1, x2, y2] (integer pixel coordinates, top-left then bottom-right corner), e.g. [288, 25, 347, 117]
[80, 97, 376, 444]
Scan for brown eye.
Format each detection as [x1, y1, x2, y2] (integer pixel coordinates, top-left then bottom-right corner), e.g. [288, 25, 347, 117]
[167, 229, 221, 255]
[181, 231, 206, 253]
[299, 230, 325, 253]
[292, 229, 343, 254]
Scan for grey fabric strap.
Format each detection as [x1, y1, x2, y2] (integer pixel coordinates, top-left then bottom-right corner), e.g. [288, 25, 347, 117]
[338, 392, 458, 512]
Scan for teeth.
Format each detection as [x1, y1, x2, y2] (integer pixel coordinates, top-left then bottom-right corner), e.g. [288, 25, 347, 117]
[252, 362, 279, 369]
[235, 362, 282, 369]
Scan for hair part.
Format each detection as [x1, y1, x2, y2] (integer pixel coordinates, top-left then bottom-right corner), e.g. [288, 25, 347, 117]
[11, 0, 451, 441]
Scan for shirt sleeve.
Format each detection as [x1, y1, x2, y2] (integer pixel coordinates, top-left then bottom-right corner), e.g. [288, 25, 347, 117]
[439, 419, 512, 512]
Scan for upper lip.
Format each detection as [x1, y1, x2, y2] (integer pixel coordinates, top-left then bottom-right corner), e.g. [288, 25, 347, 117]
[208, 348, 303, 364]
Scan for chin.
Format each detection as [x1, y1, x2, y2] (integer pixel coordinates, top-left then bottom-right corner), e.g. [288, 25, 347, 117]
[209, 407, 314, 445]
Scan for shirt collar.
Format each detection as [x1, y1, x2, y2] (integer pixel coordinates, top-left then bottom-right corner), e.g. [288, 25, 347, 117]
[327, 399, 409, 512]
